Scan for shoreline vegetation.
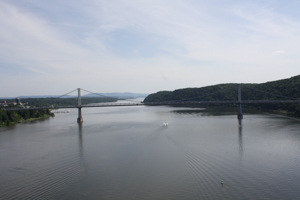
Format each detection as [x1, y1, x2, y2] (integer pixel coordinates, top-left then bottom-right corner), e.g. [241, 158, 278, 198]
[1, 97, 117, 108]
[144, 75, 300, 118]
[177, 104, 299, 118]
[0, 97, 118, 127]
[0, 109, 54, 127]
[2, 75, 300, 127]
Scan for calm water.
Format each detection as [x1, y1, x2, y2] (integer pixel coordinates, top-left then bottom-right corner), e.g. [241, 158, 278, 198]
[1, 103, 300, 199]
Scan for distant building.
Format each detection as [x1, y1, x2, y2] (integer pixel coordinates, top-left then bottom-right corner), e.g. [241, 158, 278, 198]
[0, 101, 7, 107]
[14, 98, 21, 104]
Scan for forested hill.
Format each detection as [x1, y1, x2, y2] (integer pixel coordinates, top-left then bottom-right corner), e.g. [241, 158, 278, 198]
[144, 75, 300, 103]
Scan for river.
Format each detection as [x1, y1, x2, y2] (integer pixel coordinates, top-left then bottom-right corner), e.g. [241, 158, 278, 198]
[1, 101, 300, 199]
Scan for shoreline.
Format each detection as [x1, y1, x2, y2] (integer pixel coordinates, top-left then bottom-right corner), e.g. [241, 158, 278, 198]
[0, 114, 54, 127]
[1, 106, 298, 128]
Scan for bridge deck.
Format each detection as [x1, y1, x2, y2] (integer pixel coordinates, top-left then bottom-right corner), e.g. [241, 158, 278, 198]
[2, 100, 300, 111]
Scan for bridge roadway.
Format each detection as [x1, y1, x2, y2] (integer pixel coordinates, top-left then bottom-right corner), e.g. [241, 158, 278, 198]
[3, 100, 300, 111]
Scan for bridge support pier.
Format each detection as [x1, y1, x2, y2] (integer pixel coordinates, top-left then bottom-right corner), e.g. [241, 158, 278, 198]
[77, 107, 83, 123]
[77, 88, 83, 123]
[237, 106, 243, 119]
[237, 84, 243, 120]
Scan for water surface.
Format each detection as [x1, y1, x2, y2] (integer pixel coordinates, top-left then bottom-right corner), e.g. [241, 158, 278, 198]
[1, 104, 300, 199]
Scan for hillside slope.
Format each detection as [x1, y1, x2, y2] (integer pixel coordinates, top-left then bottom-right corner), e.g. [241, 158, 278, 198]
[144, 75, 300, 116]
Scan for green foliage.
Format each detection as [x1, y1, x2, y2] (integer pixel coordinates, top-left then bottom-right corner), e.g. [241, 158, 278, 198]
[0, 97, 117, 108]
[8, 111, 22, 122]
[0, 110, 9, 122]
[144, 84, 239, 102]
[0, 109, 54, 126]
[144, 75, 300, 117]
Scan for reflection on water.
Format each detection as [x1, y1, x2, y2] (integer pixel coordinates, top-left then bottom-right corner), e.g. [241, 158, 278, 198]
[1, 106, 300, 199]
[78, 122, 84, 166]
[238, 119, 243, 157]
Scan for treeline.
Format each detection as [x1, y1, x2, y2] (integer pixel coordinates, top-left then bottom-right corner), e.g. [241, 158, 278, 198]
[2, 97, 117, 108]
[144, 75, 300, 116]
[0, 109, 54, 126]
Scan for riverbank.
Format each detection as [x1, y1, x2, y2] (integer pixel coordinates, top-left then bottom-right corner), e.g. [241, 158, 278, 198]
[0, 109, 54, 127]
[164, 104, 300, 118]
[0, 114, 54, 127]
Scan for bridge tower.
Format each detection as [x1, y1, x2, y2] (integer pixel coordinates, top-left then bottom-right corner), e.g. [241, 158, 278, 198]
[77, 88, 83, 123]
[237, 84, 243, 119]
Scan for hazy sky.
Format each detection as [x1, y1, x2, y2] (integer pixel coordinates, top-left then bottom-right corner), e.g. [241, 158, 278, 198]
[1, 0, 300, 97]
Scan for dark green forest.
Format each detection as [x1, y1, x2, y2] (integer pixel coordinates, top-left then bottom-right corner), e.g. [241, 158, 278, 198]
[144, 75, 300, 116]
[0, 97, 118, 126]
[2, 97, 117, 108]
[0, 109, 54, 127]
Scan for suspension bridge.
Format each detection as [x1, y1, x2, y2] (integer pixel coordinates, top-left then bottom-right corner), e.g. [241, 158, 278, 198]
[3, 84, 300, 122]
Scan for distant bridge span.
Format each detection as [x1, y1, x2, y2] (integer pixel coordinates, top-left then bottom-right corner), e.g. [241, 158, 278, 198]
[3, 100, 300, 111]
[3, 86, 300, 121]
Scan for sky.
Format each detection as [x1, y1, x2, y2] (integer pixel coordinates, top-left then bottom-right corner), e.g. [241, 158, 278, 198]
[1, 0, 300, 97]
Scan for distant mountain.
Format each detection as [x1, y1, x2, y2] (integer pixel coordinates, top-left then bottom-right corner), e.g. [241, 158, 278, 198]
[144, 75, 300, 103]
[0, 95, 76, 99]
[1, 93, 148, 100]
[144, 75, 300, 116]
[82, 92, 148, 99]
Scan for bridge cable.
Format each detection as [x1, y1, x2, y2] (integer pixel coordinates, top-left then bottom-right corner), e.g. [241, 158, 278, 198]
[242, 85, 299, 100]
[55, 89, 78, 99]
[81, 88, 142, 102]
[80, 89, 118, 99]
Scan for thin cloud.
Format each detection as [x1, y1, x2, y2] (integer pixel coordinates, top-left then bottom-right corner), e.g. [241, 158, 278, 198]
[273, 51, 285, 54]
[1, 0, 300, 96]
[0, 1, 91, 73]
